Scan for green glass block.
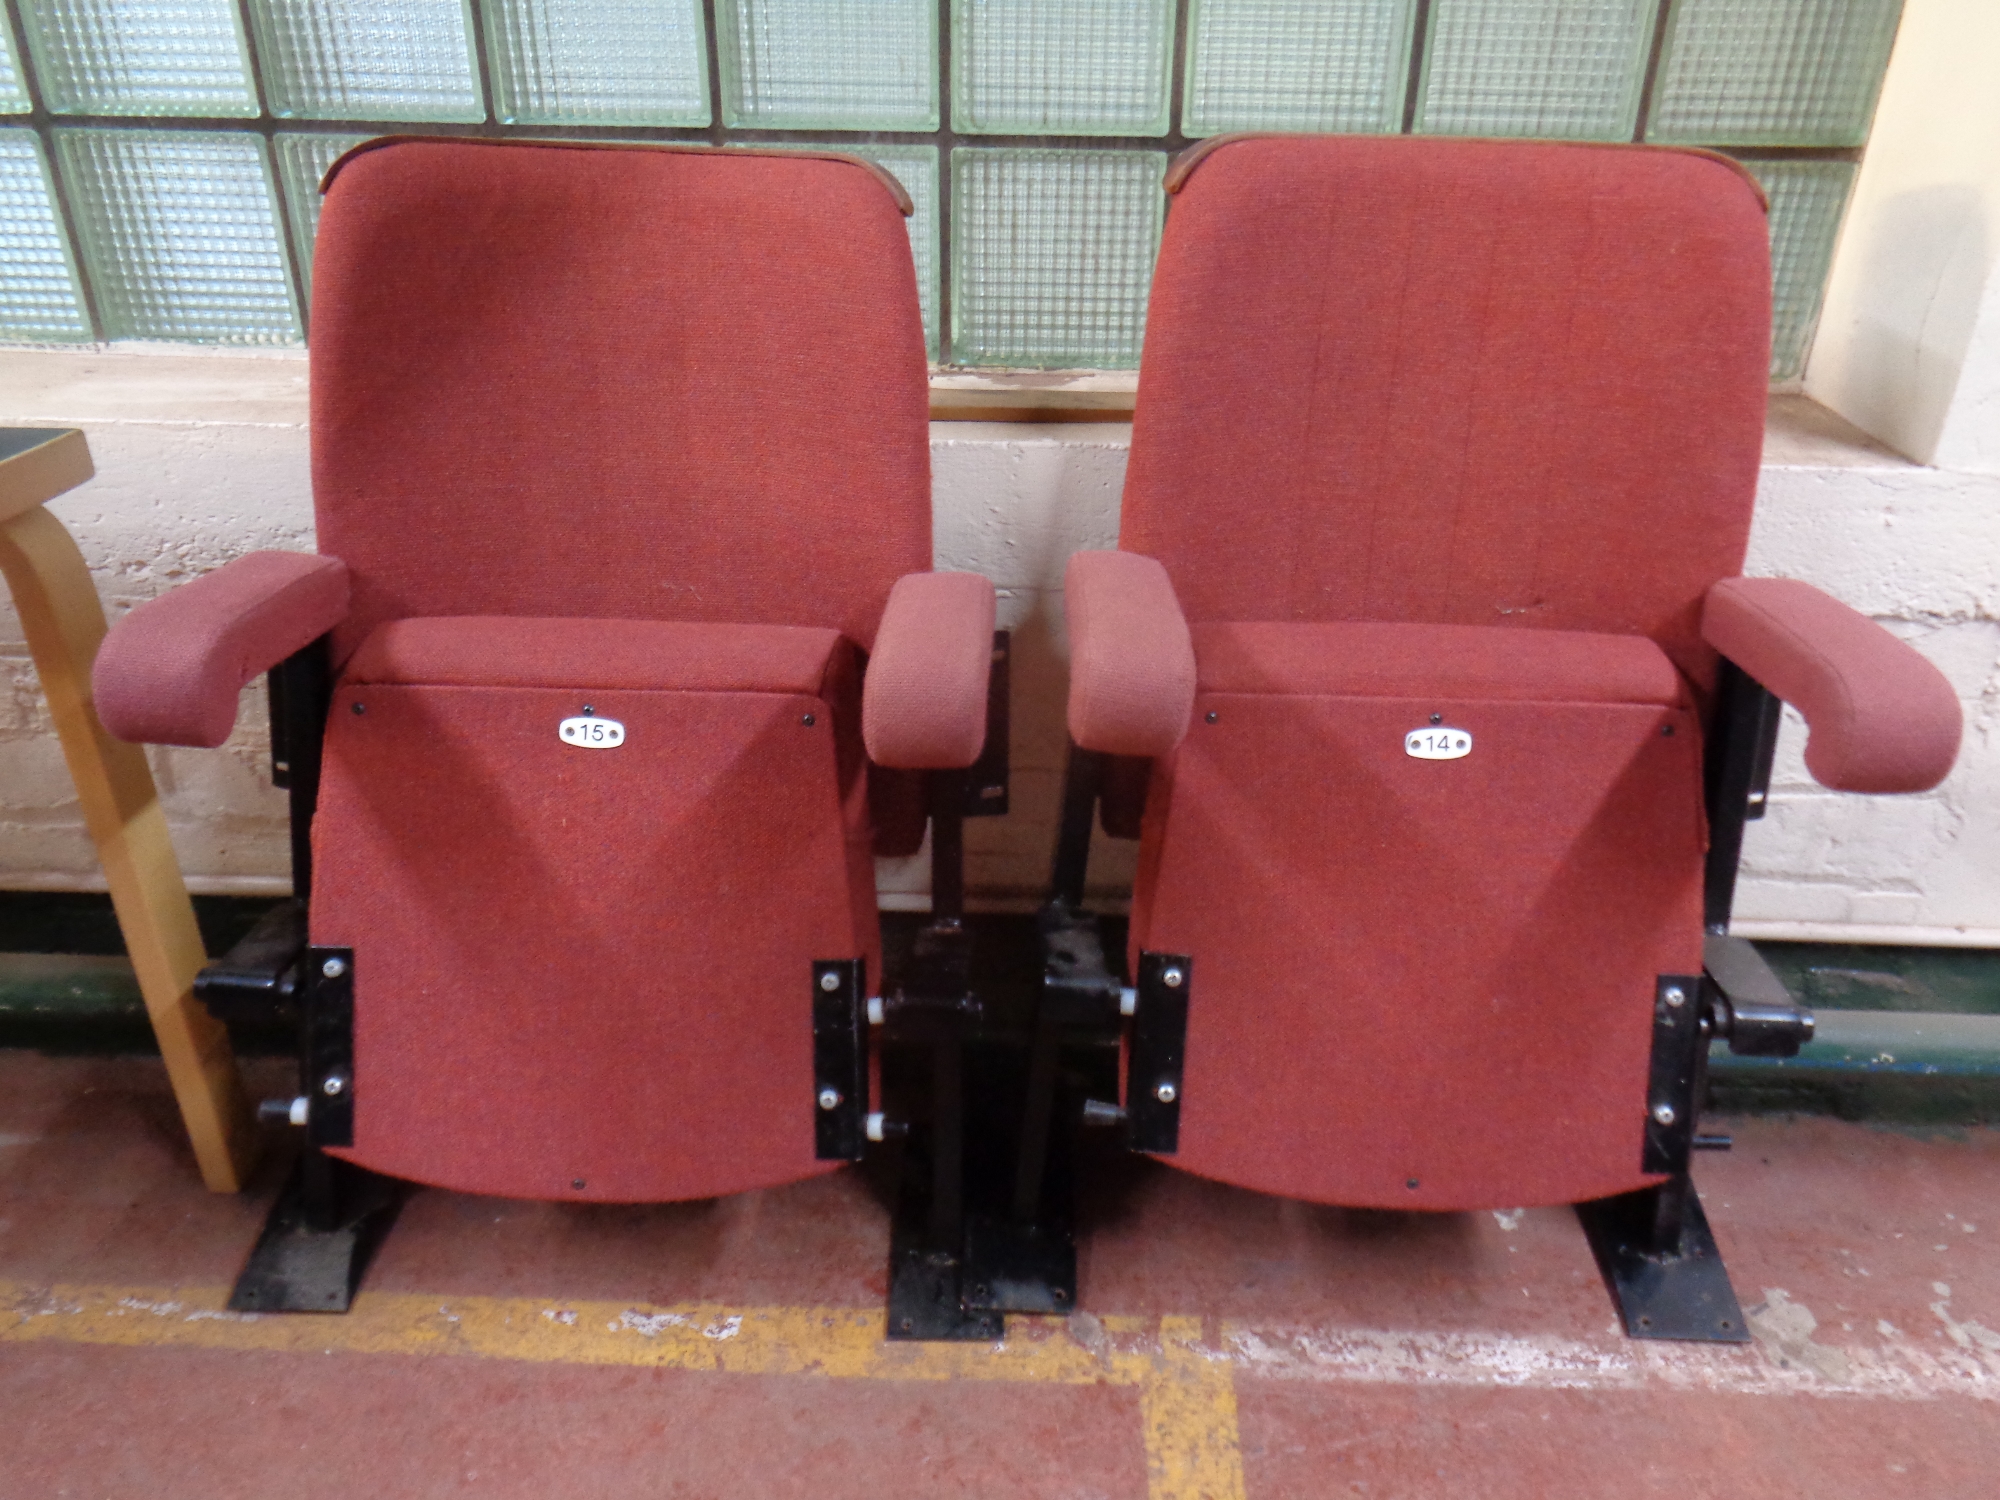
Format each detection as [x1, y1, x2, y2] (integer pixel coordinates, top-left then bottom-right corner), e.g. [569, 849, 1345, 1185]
[1, 19, 32, 114]
[0, 131, 90, 342]
[717, 0, 937, 130]
[1183, 0, 1417, 137]
[843, 146, 940, 359]
[1744, 158, 1855, 380]
[249, 0, 484, 122]
[953, 0, 1173, 136]
[1647, 0, 1903, 147]
[483, 0, 708, 126]
[950, 148, 1163, 369]
[1415, 0, 1657, 140]
[55, 129, 299, 343]
[22, 0, 256, 117]
[274, 131, 369, 292]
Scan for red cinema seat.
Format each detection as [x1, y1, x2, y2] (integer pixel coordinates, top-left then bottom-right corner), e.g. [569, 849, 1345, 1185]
[92, 139, 1000, 1313]
[1039, 135, 1962, 1342]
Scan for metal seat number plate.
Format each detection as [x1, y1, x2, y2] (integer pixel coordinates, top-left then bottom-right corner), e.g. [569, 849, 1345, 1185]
[559, 716, 625, 748]
[1404, 727, 1471, 760]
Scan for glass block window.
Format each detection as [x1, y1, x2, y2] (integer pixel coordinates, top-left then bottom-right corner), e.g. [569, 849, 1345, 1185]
[274, 130, 368, 289]
[1, 19, 29, 113]
[1183, 0, 1415, 137]
[1647, 0, 1903, 148]
[485, 0, 709, 127]
[717, 0, 937, 130]
[846, 144, 940, 358]
[953, 0, 1173, 136]
[22, 0, 255, 117]
[0, 0, 1909, 372]
[1415, 0, 1657, 141]
[1747, 159, 1858, 381]
[952, 149, 1163, 368]
[56, 128, 298, 342]
[248, 0, 483, 123]
[0, 130, 90, 340]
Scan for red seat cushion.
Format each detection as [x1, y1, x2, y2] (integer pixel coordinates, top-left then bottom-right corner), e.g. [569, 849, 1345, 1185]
[1191, 620, 1690, 706]
[314, 617, 877, 1202]
[345, 615, 850, 695]
[1132, 620, 1705, 1210]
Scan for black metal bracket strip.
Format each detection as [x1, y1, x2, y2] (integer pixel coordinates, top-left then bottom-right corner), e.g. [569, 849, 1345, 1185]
[1128, 950, 1190, 1153]
[1703, 657, 1782, 933]
[302, 946, 355, 1149]
[1048, 742, 1105, 911]
[1641, 972, 1704, 1177]
[267, 636, 332, 901]
[964, 630, 1011, 817]
[813, 958, 868, 1161]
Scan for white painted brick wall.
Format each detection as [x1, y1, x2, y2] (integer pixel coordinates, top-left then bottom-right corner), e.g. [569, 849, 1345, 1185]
[4, 351, 1996, 944]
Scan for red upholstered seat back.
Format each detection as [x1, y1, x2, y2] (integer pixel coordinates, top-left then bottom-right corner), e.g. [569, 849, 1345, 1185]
[1122, 135, 1771, 684]
[309, 139, 931, 666]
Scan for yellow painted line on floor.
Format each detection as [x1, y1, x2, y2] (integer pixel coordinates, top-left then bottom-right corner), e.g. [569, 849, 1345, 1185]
[1, 1280, 1245, 1500]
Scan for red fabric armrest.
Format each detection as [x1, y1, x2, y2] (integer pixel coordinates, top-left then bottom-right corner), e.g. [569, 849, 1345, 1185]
[94, 551, 351, 748]
[862, 571, 997, 769]
[1065, 550, 1196, 757]
[1702, 576, 1961, 793]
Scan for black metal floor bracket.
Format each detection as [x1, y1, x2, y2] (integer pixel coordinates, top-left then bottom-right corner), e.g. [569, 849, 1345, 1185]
[229, 1150, 401, 1314]
[1576, 1178, 1751, 1343]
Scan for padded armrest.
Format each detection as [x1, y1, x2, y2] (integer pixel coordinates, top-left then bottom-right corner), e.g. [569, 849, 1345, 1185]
[1065, 550, 1197, 757]
[862, 571, 996, 769]
[94, 551, 350, 748]
[1702, 576, 1961, 793]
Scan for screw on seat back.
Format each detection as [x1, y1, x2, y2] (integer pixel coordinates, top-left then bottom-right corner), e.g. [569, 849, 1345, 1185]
[310, 138, 932, 667]
[1123, 134, 1771, 686]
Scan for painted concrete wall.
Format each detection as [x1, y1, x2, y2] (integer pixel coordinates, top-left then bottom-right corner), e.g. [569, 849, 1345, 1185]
[1806, 0, 2000, 473]
[2, 349, 1996, 944]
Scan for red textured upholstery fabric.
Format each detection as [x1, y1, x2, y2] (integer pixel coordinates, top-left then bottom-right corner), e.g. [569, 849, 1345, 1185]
[862, 571, 997, 769]
[1112, 137, 1777, 1213]
[310, 139, 930, 665]
[1066, 551, 1197, 756]
[1191, 621, 1689, 706]
[1703, 577, 1961, 793]
[94, 551, 350, 748]
[346, 615, 846, 696]
[314, 618, 876, 1201]
[1131, 626, 1705, 1209]
[1124, 136, 1770, 686]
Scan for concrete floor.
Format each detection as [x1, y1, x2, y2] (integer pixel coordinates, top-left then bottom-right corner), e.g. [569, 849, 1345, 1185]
[3, 1049, 1998, 1498]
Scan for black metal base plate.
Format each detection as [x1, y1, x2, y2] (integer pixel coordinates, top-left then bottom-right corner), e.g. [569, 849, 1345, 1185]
[961, 1212, 1075, 1315]
[884, 1136, 998, 1341]
[228, 1156, 401, 1314]
[887, 1239, 1002, 1341]
[1576, 1183, 1751, 1343]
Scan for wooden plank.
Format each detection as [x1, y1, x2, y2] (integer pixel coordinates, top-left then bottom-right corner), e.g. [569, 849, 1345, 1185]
[0, 429, 96, 525]
[0, 432, 254, 1192]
